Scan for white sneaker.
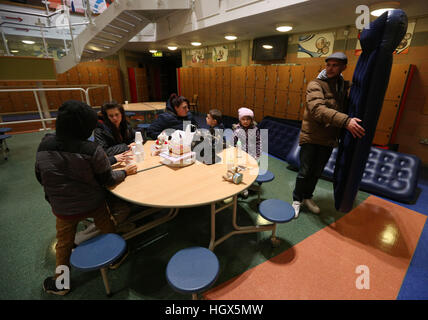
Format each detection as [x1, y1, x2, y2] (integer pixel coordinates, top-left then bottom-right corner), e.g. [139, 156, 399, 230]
[292, 201, 301, 219]
[303, 198, 320, 214]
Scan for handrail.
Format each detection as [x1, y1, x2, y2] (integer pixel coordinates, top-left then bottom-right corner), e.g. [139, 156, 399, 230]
[0, 84, 112, 130]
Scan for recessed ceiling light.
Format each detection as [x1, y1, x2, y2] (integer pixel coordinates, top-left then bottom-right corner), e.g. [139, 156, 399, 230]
[22, 40, 35, 44]
[168, 46, 178, 51]
[262, 45, 273, 49]
[191, 42, 201, 46]
[276, 24, 293, 32]
[11, 50, 19, 53]
[225, 35, 237, 41]
[149, 49, 157, 53]
[370, 1, 400, 16]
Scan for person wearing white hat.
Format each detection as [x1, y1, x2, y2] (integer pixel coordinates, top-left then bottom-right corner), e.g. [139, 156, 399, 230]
[292, 52, 365, 218]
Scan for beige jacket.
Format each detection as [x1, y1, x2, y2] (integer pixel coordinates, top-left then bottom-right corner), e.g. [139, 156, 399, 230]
[299, 77, 350, 147]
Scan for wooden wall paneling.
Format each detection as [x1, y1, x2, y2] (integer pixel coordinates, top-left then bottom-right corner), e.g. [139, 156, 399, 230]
[199, 85, 207, 114]
[275, 90, 288, 118]
[56, 72, 72, 103]
[255, 88, 265, 110]
[192, 67, 200, 97]
[209, 67, 216, 90]
[98, 66, 110, 103]
[88, 66, 101, 106]
[0, 97, 14, 113]
[223, 67, 231, 88]
[303, 64, 323, 93]
[77, 64, 90, 84]
[180, 68, 187, 98]
[254, 108, 263, 123]
[255, 66, 266, 89]
[289, 65, 304, 92]
[216, 86, 223, 111]
[67, 67, 79, 82]
[265, 65, 277, 90]
[186, 69, 194, 99]
[277, 65, 290, 91]
[230, 86, 245, 115]
[244, 87, 255, 107]
[245, 66, 256, 88]
[375, 99, 400, 136]
[287, 91, 302, 119]
[210, 85, 217, 112]
[384, 64, 410, 100]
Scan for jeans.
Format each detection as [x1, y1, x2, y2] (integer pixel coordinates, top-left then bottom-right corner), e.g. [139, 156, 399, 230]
[292, 143, 333, 202]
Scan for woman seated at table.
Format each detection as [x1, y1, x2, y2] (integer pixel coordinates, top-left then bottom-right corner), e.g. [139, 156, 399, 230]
[147, 93, 198, 140]
[94, 101, 137, 163]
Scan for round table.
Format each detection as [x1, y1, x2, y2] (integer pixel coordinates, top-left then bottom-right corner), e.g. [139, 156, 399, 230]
[110, 141, 275, 250]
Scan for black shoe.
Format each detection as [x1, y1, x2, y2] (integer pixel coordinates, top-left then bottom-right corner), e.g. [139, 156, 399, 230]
[109, 247, 129, 270]
[43, 276, 70, 296]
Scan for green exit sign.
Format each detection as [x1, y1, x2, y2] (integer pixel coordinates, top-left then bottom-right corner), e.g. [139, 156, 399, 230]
[152, 51, 163, 57]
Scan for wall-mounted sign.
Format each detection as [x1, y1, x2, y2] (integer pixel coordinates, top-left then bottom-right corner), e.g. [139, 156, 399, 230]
[297, 32, 335, 58]
[191, 49, 205, 63]
[213, 46, 228, 62]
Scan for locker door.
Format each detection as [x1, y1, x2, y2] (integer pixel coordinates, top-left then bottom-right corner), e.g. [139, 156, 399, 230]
[384, 64, 410, 100]
[244, 87, 255, 107]
[209, 68, 216, 90]
[277, 66, 290, 91]
[303, 64, 322, 93]
[230, 86, 244, 115]
[192, 67, 200, 96]
[289, 65, 304, 92]
[186, 69, 194, 99]
[245, 66, 256, 88]
[275, 90, 288, 118]
[255, 66, 266, 89]
[264, 89, 276, 113]
[215, 67, 223, 88]
[341, 64, 356, 82]
[265, 65, 277, 90]
[222, 86, 231, 116]
[287, 91, 302, 119]
[255, 88, 265, 109]
[216, 86, 223, 111]
[254, 108, 263, 123]
[77, 64, 90, 84]
[231, 66, 246, 88]
[210, 85, 217, 111]
[223, 66, 231, 88]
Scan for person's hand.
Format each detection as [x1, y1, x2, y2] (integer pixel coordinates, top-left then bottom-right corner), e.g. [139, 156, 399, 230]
[128, 142, 136, 149]
[346, 118, 366, 139]
[114, 151, 132, 163]
[125, 164, 137, 176]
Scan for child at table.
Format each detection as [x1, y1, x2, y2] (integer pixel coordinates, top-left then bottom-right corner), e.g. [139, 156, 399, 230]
[35, 100, 137, 296]
[233, 107, 262, 161]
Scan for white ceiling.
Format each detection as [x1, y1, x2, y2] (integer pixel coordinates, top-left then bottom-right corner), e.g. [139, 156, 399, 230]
[123, 0, 428, 53]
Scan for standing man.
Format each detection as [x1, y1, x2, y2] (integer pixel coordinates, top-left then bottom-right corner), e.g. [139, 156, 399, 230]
[292, 52, 365, 218]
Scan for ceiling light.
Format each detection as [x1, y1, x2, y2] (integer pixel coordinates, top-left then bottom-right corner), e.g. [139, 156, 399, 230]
[370, 1, 400, 17]
[191, 42, 201, 46]
[276, 24, 293, 32]
[168, 46, 178, 51]
[22, 40, 35, 44]
[225, 35, 237, 41]
[149, 49, 157, 53]
[262, 45, 273, 49]
[11, 50, 19, 53]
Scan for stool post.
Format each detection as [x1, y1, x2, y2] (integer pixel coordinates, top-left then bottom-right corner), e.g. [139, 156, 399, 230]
[270, 224, 280, 247]
[192, 293, 198, 300]
[100, 268, 112, 297]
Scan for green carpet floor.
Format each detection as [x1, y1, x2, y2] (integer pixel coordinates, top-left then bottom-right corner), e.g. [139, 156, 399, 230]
[0, 131, 370, 300]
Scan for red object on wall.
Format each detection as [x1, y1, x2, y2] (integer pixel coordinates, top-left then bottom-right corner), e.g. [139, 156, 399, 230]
[128, 67, 138, 103]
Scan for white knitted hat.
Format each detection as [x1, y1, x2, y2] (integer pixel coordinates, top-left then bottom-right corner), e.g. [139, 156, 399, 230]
[238, 107, 254, 120]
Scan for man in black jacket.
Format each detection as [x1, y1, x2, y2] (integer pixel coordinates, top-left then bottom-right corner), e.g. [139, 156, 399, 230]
[35, 100, 137, 295]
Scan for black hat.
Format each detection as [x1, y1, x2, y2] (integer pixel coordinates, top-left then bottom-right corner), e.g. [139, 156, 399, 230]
[56, 100, 98, 140]
[325, 52, 348, 64]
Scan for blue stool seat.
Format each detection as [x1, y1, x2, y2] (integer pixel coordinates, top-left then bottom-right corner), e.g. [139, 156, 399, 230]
[70, 233, 126, 271]
[166, 247, 219, 298]
[125, 111, 136, 117]
[256, 170, 275, 184]
[137, 123, 150, 130]
[259, 199, 295, 223]
[0, 128, 11, 134]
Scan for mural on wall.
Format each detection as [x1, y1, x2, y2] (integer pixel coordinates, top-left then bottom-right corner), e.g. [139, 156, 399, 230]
[212, 46, 228, 62]
[49, 0, 113, 13]
[297, 33, 335, 58]
[355, 21, 416, 55]
[191, 49, 205, 63]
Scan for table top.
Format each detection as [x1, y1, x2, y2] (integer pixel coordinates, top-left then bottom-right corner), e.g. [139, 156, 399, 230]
[123, 102, 166, 112]
[109, 141, 259, 208]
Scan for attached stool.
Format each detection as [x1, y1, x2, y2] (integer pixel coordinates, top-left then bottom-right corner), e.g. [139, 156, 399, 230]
[253, 170, 275, 203]
[125, 111, 136, 118]
[259, 199, 295, 247]
[0, 134, 11, 160]
[70, 233, 126, 297]
[166, 247, 220, 300]
[137, 123, 150, 140]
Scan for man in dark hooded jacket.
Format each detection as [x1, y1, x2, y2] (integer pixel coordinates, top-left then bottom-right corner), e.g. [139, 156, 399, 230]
[35, 100, 137, 296]
[146, 94, 198, 139]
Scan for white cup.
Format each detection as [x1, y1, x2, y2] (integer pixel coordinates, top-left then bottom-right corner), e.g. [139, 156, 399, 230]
[124, 100, 128, 105]
[135, 131, 143, 143]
